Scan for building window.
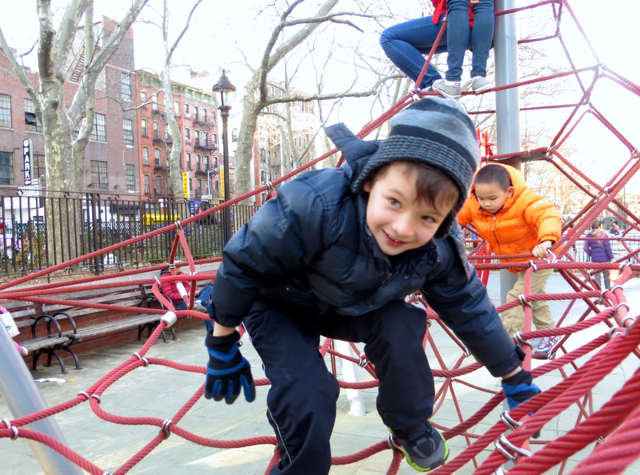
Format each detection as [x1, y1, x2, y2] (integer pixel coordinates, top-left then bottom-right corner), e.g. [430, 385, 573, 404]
[184, 103, 190, 117]
[144, 175, 150, 194]
[140, 90, 147, 104]
[194, 106, 199, 121]
[174, 100, 180, 116]
[125, 164, 136, 191]
[205, 156, 210, 170]
[153, 121, 159, 139]
[33, 154, 45, 180]
[155, 175, 162, 194]
[186, 152, 191, 170]
[195, 130, 200, 145]
[196, 154, 201, 170]
[90, 160, 108, 189]
[202, 131, 208, 147]
[123, 118, 134, 145]
[0, 94, 11, 128]
[197, 179, 202, 192]
[212, 133, 217, 146]
[214, 156, 218, 169]
[24, 99, 42, 133]
[185, 127, 190, 142]
[142, 147, 149, 165]
[91, 113, 106, 141]
[202, 109, 207, 123]
[154, 148, 160, 166]
[260, 171, 266, 184]
[121, 73, 132, 100]
[151, 94, 157, 111]
[165, 123, 170, 139]
[141, 119, 147, 137]
[0, 152, 13, 185]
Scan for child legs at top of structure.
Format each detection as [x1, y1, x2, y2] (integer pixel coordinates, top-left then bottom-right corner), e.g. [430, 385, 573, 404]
[379, 16, 448, 90]
[433, 0, 495, 98]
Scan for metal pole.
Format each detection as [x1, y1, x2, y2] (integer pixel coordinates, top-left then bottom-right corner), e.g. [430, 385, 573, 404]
[495, 1, 522, 466]
[0, 325, 83, 474]
[495, 0, 521, 308]
[220, 106, 232, 245]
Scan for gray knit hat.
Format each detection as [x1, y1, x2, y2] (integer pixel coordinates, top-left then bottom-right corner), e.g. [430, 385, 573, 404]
[353, 96, 480, 238]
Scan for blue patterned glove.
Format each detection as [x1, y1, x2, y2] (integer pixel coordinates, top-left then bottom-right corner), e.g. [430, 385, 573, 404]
[204, 330, 255, 404]
[501, 369, 541, 411]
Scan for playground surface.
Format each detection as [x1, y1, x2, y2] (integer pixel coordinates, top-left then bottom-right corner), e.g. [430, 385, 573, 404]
[1, 271, 639, 475]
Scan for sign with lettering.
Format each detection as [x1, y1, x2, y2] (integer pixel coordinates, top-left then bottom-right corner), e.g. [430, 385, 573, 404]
[219, 166, 225, 199]
[182, 172, 189, 199]
[22, 139, 32, 186]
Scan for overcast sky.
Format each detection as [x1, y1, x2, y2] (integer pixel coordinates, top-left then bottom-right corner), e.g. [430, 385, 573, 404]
[2, 0, 640, 190]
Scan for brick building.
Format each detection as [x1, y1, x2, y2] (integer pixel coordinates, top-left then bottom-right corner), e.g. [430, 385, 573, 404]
[0, 17, 139, 197]
[252, 82, 317, 205]
[136, 71, 219, 201]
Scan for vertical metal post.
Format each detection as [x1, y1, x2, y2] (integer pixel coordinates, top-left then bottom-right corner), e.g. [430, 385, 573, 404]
[0, 325, 83, 474]
[495, 1, 522, 467]
[495, 0, 521, 307]
[220, 107, 232, 245]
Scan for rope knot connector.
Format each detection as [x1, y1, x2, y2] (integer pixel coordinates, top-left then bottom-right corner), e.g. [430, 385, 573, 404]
[358, 353, 369, 368]
[518, 294, 532, 308]
[528, 260, 538, 272]
[500, 411, 522, 430]
[161, 419, 172, 439]
[77, 391, 90, 400]
[514, 332, 534, 349]
[1, 420, 19, 440]
[494, 434, 532, 461]
[133, 352, 150, 367]
[90, 394, 102, 404]
[161, 311, 178, 328]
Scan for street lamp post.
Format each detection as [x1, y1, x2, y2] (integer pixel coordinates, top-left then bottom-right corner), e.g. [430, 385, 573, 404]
[212, 70, 236, 245]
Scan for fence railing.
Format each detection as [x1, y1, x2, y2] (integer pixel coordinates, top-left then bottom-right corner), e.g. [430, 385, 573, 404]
[0, 193, 257, 281]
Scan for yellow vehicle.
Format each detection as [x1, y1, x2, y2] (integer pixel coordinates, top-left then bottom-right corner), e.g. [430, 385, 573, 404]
[141, 213, 181, 226]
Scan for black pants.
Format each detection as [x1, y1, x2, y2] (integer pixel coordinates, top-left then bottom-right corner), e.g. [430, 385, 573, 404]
[243, 298, 434, 475]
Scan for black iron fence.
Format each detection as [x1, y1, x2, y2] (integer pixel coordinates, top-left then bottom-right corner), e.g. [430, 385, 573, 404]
[0, 192, 257, 280]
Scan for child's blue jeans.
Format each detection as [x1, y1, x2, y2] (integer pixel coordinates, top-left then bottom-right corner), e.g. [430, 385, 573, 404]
[380, 1, 494, 88]
[446, 0, 495, 81]
[243, 298, 433, 475]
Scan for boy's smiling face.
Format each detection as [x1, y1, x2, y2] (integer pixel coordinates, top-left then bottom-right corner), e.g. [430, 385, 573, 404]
[363, 162, 454, 256]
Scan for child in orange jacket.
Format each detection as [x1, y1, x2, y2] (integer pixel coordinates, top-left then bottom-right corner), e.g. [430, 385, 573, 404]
[458, 163, 562, 356]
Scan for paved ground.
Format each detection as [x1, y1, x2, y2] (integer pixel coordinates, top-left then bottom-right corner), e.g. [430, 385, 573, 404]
[1, 271, 639, 474]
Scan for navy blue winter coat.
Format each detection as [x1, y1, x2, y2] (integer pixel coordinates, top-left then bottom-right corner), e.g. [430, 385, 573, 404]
[211, 125, 520, 377]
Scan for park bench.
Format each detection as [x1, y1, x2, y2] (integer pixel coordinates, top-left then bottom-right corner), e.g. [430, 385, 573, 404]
[41, 284, 174, 372]
[1, 299, 73, 373]
[5, 278, 211, 374]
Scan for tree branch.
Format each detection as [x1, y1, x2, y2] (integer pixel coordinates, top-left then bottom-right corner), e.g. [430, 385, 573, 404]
[0, 28, 39, 105]
[166, 0, 204, 65]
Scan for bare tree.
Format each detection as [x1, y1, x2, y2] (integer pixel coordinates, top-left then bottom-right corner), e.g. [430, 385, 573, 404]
[234, 0, 389, 199]
[155, 0, 204, 204]
[0, 0, 148, 263]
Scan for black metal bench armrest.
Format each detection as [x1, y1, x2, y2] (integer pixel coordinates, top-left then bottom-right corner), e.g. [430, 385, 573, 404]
[31, 314, 62, 339]
[52, 312, 77, 334]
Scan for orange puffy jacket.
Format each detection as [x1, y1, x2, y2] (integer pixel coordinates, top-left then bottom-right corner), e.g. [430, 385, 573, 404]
[457, 164, 562, 273]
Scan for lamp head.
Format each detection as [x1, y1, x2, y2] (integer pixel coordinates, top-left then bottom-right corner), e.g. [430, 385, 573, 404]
[212, 70, 236, 108]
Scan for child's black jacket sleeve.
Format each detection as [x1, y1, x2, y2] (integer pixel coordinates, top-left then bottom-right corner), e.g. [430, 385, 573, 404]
[211, 178, 327, 327]
[421, 236, 521, 377]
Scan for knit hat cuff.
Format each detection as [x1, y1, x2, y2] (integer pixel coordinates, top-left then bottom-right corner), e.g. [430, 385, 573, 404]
[352, 135, 474, 199]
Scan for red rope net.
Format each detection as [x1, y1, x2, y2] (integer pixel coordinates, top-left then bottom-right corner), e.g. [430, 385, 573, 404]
[2, 1, 640, 473]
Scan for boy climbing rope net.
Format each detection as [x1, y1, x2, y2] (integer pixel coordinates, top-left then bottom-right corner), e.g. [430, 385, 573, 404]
[202, 97, 541, 473]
